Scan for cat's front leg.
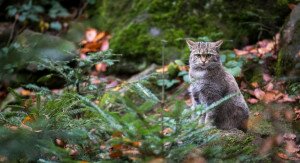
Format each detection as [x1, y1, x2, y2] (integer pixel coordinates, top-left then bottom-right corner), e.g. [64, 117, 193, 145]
[204, 111, 215, 127]
[190, 93, 206, 123]
[199, 113, 206, 124]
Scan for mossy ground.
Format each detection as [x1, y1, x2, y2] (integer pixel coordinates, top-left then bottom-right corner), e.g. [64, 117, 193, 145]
[88, 0, 290, 74]
[185, 102, 296, 162]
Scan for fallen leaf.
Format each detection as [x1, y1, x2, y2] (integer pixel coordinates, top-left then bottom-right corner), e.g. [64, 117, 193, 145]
[234, 49, 249, 56]
[162, 128, 173, 135]
[156, 66, 168, 73]
[80, 53, 87, 59]
[94, 32, 106, 42]
[132, 141, 141, 148]
[251, 82, 259, 88]
[263, 92, 277, 103]
[263, 73, 272, 82]
[243, 45, 255, 51]
[69, 149, 79, 156]
[264, 82, 274, 91]
[247, 98, 259, 104]
[254, 88, 265, 100]
[278, 94, 296, 103]
[101, 40, 109, 51]
[55, 138, 65, 147]
[253, 112, 260, 116]
[285, 140, 299, 154]
[283, 133, 296, 140]
[22, 115, 34, 124]
[85, 28, 97, 42]
[20, 89, 31, 96]
[277, 152, 289, 160]
[95, 62, 107, 72]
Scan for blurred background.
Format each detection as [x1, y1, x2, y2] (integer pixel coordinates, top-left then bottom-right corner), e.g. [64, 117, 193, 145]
[0, 0, 300, 162]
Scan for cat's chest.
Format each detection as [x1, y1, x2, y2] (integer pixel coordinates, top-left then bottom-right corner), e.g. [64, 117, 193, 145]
[190, 76, 225, 95]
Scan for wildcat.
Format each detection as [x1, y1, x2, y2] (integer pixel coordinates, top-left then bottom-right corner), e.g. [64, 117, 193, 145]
[187, 40, 249, 132]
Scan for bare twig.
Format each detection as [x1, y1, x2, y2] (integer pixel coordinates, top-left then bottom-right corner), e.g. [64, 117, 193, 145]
[7, 14, 18, 46]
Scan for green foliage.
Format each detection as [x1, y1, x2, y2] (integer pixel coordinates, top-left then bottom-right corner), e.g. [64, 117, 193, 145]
[35, 50, 118, 94]
[6, 0, 69, 24]
[91, 0, 290, 73]
[287, 82, 300, 95]
[221, 51, 246, 77]
[0, 49, 245, 162]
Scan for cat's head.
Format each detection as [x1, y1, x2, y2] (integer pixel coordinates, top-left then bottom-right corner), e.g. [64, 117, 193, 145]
[186, 40, 223, 69]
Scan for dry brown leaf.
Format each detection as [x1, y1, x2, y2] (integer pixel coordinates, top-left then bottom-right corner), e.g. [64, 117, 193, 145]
[243, 45, 255, 51]
[234, 49, 249, 56]
[85, 28, 97, 42]
[101, 40, 110, 51]
[251, 82, 259, 88]
[22, 115, 34, 124]
[249, 48, 259, 55]
[69, 149, 79, 156]
[162, 128, 173, 135]
[278, 94, 296, 103]
[253, 112, 260, 116]
[20, 89, 31, 96]
[247, 98, 259, 104]
[286, 140, 300, 154]
[156, 66, 168, 73]
[283, 133, 297, 140]
[277, 152, 289, 160]
[132, 141, 141, 148]
[94, 32, 106, 42]
[263, 92, 277, 103]
[95, 62, 107, 72]
[264, 82, 274, 91]
[254, 88, 265, 100]
[263, 73, 272, 82]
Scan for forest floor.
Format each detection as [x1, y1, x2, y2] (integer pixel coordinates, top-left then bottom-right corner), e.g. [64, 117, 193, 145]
[0, 23, 300, 163]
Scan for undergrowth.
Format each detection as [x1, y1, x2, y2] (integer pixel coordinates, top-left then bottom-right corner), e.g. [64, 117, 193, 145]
[0, 50, 242, 162]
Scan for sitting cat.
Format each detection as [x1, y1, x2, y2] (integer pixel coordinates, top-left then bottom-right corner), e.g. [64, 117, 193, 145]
[187, 39, 249, 132]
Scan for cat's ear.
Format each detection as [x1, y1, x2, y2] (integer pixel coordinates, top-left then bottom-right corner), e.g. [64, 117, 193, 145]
[214, 40, 223, 49]
[186, 39, 196, 50]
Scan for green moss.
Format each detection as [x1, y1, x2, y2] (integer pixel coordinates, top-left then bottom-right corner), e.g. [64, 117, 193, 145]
[275, 50, 284, 77]
[201, 131, 262, 162]
[243, 63, 264, 84]
[90, 0, 290, 74]
[167, 62, 180, 78]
